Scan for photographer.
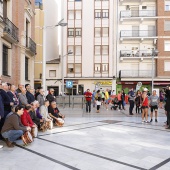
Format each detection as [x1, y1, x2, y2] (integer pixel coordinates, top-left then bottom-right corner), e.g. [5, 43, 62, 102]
[164, 86, 170, 129]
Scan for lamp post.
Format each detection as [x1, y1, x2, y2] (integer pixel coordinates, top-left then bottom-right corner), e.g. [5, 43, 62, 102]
[61, 50, 73, 96]
[42, 19, 67, 92]
[151, 49, 159, 92]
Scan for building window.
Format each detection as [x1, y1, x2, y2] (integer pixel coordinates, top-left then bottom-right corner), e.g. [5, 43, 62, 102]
[165, 0, 170, 11]
[49, 70, 56, 77]
[75, 28, 81, 37]
[68, 28, 81, 37]
[75, 10, 81, 19]
[26, 19, 30, 47]
[25, 57, 29, 80]
[164, 61, 170, 71]
[2, 44, 8, 76]
[95, 27, 109, 37]
[68, 63, 74, 73]
[68, 10, 74, 19]
[102, 46, 109, 55]
[75, 46, 81, 55]
[102, 10, 109, 18]
[68, 45, 74, 55]
[94, 64, 101, 73]
[95, 10, 101, 18]
[102, 27, 109, 37]
[164, 41, 170, 51]
[95, 46, 101, 55]
[75, 64, 81, 73]
[164, 20, 170, 31]
[102, 64, 108, 72]
[95, 28, 101, 37]
[68, 28, 74, 37]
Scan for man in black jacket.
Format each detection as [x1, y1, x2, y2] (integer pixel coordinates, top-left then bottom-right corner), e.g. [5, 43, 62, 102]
[46, 88, 56, 104]
[0, 91, 4, 147]
[165, 86, 170, 129]
[25, 84, 35, 104]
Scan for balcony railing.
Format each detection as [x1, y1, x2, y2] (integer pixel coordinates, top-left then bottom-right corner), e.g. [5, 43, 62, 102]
[3, 18, 19, 42]
[120, 30, 156, 37]
[120, 10, 156, 18]
[120, 50, 157, 57]
[119, 70, 155, 78]
[26, 37, 36, 55]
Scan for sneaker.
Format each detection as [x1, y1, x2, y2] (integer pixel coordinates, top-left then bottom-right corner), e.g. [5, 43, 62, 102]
[0, 145, 3, 149]
[106, 109, 108, 111]
[155, 119, 158, 122]
[145, 121, 149, 123]
[150, 119, 153, 122]
[5, 139, 14, 148]
[142, 120, 144, 123]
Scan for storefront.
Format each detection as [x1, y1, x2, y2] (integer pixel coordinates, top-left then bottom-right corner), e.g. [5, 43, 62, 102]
[116, 81, 151, 94]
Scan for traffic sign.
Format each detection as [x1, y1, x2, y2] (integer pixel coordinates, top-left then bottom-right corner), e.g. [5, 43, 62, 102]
[66, 81, 73, 88]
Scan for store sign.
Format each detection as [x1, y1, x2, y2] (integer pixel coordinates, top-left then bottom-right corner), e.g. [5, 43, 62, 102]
[94, 81, 112, 85]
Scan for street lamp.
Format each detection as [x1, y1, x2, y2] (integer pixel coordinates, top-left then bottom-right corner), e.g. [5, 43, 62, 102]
[61, 50, 73, 96]
[151, 49, 159, 92]
[42, 19, 67, 92]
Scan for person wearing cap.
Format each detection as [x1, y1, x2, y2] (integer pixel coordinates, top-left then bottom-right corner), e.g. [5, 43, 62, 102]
[84, 89, 92, 113]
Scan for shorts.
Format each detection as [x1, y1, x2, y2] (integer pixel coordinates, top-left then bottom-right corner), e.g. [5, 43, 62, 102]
[151, 105, 158, 112]
[102, 98, 105, 102]
[105, 99, 109, 104]
[141, 106, 148, 109]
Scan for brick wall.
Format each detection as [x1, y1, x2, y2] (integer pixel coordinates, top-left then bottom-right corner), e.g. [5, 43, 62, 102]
[156, 0, 170, 77]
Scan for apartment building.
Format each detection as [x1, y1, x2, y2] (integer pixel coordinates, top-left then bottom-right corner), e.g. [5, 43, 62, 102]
[34, 0, 59, 92]
[117, 0, 170, 92]
[63, 0, 115, 95]
[0, 0, 36, 87]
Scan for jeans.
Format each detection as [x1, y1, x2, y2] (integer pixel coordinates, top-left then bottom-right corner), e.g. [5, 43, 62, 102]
[2, 130, 23, 142]
[129, 100, 134, 114]
[86, 101, 91, 112]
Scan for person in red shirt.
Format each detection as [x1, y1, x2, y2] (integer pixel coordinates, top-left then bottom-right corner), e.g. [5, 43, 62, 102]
[21, 105, 37, 128]
[141, 91, 149, 123]
[84, 89, 92, 113]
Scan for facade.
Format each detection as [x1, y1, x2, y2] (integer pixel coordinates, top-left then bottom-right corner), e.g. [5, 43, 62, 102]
[0, 0, 36, 87]
[34, 0, 59, 91]
[117, 0, 170, 93]
[62, 0, 115, 95]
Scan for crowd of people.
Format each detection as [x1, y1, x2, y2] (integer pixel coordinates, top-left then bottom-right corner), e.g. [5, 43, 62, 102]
[84, 87, 170, 129]
[0, 81, 65, 148]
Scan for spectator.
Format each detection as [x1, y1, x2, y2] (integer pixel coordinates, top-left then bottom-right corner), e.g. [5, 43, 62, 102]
[46, 88, 56, 104]
[37, 88, 46, 107]
[19, 87, 28, 106]
[25, 84, 35, 104]
[128, 88, 135, 115]
[7, 85, 19, 106]
[84, 89, 92, 113]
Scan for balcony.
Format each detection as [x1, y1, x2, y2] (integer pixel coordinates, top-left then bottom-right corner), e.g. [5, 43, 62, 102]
[26, 37, 36, 56]
[3, 18, 19, 43]
[120, 30, 157, 40]
[120, 10, 156, 18]
[119, 70, 155, 78]
[120, 50, 156, 58]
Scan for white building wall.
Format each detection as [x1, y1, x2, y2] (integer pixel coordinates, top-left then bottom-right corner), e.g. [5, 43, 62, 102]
[43, 0, 59, 61]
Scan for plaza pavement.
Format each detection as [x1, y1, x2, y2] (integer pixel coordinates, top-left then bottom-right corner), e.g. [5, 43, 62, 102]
[0, 104, 170, 170]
